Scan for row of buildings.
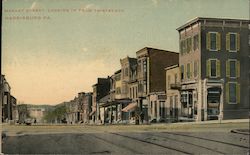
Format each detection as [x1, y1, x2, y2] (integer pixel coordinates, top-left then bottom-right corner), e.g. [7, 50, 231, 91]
[64, 17, 249, 124]
[0, 75, 18, 123]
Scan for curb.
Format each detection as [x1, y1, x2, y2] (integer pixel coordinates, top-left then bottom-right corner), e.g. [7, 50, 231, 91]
[231, 129, 250, 135]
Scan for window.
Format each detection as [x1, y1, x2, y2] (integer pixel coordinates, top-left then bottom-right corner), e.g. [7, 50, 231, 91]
[226, 60, 240, 78]
[138, 60, 141, 72]
[125, 67, 128, 76]
[180, 41, 184, 55]
[187, 37, 192, 53]
[143, 60, 147, 73]
[194, 61, 198, 77]
[143, 80, 147, 93]
[226, 33, 240, 52]
[210, 33, 217, 50]
[187, 63, 190, 79]
[180, 39, 187, 54]
[226, 82, 240, 104]
[229, 83, 237, 103]
[230, 33, 236, 51]
[174, 73, 177, 84]
[181, 65, 184, 80]
[206, 32, 221, 51]
[210, 60, 217, 77]
[193, 34, 199, 51]
[168, 75, 171, 89]
[207, 59, 220, 78]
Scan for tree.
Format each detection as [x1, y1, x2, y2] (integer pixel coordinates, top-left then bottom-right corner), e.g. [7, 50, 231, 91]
[43, 105, 67, 123]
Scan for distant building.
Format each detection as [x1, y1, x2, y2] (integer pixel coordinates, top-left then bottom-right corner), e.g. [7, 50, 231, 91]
[91, 78, 110, 123]
[29, 107, 45, 123]
[81, 92, 92, 123]
[1, 75, 17, 123]
[165, 64, 181, 122]
[135, 47, 179, 123]
[66, 97, 79, 124]
[177, 17, 249, 121]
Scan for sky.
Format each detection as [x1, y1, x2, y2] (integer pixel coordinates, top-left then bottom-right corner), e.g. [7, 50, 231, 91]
[2, 0, 249, 105]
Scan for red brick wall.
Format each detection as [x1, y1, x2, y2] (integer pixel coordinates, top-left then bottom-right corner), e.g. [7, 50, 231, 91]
[149, 49, 179, 93]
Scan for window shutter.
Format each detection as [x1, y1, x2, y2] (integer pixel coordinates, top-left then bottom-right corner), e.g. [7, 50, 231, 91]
[198, 33, 201, 50]
[226, 60, 230, 77]
[191, 37, 193, 52]
[226, 33, 230, 51]
[206, 59, 210, 77]
[236, 33, 240, 51]
[216, 59, 221, 77]
[216, 32, 221, 51]
[236, 61, 240, 78]
[190, 62, 193, 78]
[183, 65, 186, 80]
[206, 32, 210, 50]
[226, 83, 229, 103]
[236, 83, 240, 104]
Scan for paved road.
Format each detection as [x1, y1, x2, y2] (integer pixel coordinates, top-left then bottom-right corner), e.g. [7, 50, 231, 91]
[3, 131, 249, 154]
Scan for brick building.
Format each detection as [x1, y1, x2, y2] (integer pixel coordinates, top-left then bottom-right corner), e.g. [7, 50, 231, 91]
[177, 17, 249, 121]
[91, 78, 110, 123]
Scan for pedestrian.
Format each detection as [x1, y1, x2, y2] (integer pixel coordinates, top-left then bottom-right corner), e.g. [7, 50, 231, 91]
[34, 119, 37, 124]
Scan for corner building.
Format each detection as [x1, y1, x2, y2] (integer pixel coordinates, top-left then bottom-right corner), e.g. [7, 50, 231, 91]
[177, 17, 249, 121]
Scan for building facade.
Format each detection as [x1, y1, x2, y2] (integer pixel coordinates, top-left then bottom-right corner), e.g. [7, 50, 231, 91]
[177, 17, 249, 121]
[1, 75, 17, 123]
[165, 65, 181, 122]
[135, 47, 179, 123]
[91, 78, 110, 123]
[81, 92, 93, 123]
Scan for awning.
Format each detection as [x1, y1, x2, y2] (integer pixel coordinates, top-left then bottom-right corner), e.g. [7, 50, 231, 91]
[122, 102, 137, 112]
[89, 110, 96, 116]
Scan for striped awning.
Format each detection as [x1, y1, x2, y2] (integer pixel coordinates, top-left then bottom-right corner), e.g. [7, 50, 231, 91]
[121, 102, 137, 112]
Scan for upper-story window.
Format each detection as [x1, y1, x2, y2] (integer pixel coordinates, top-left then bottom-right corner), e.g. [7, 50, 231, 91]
[193, 34, 199, 51]
[167, 75, 171, 89]
[125, 67, 129, 76]
[187, 63, 191, 79]
[174, 73, 178, 84]
[194, 61, 198, 78]
[206, 59, 220, 78]
[187, 37, 192, 53]
[138, 60, 141, 72]
[181, 65, 184, 80]
[226, 32, 240, 52]
[143, 60, 147, 73]
[226, 59, 240, 78]
[206, 32, 221, 51]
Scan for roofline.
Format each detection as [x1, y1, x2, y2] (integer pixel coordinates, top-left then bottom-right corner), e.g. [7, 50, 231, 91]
[165, 64, 179, 70]
[136, 47, 179, 54]
[177, 17, 250, 31]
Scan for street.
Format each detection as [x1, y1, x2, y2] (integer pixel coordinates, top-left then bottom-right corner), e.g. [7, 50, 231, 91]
[2, 121, 250, 154]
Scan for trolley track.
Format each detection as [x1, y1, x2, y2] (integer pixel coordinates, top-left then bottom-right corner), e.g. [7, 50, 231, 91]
[110, 132, 193, 154]
[163, 131, 249, 149]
